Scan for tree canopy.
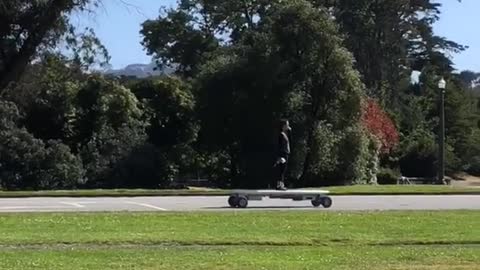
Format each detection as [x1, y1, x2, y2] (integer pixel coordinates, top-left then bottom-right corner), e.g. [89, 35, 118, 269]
[0, 0, 479, 190]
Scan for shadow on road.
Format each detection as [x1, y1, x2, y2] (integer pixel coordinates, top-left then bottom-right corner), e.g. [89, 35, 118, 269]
[203, 206, 317, 210]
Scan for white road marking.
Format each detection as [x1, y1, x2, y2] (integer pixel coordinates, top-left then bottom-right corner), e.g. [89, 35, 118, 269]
[125, 201, 167, 211]
[61, 202, 85, 208]
[0, 206, 31, 210]
[0, 209, 76, 213]
[0, 206, 70, 210]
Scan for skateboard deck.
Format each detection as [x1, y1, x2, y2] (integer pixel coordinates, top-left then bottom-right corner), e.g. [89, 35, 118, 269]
[231, 189, 329, 196]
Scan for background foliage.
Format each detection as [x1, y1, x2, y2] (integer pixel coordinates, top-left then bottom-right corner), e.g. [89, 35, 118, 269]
[1, 0, 479, 190]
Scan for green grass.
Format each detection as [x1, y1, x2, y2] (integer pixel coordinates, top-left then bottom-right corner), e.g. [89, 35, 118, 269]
[1, 245, 478, 270]
[0, 185, 478, 198]
[0, 211, 479, 269]
[0, 211, 479, 246]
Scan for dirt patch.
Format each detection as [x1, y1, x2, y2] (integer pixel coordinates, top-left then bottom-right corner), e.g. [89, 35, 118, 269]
[450, 173, 480, 187]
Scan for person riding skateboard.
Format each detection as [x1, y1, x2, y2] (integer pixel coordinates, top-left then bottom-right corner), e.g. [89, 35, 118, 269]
[275, 119, 291, 190]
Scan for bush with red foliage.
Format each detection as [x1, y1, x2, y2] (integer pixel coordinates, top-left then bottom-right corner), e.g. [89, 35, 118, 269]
[361, 99, 399, 154]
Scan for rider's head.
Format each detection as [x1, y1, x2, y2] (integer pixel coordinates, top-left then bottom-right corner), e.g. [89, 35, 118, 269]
[279, 119, 291, 133]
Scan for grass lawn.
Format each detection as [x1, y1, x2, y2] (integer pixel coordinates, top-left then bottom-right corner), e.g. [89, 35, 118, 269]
[1, 245, 478, 270]
[0, 185, 478, 198]
[0, 211, 479, 269]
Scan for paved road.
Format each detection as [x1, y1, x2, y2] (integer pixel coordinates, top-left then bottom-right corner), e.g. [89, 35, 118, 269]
[0, 195, 479, 212]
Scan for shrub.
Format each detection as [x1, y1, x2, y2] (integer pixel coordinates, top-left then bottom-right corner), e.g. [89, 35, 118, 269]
[337, 125, 373, 185]
[305, 121, 342, 182]
[298, 122, 376, 186]
[399, 127, 437, 177]
[361, 99, 399, 154]
[466, 156, 480, 176]
[0, 126, 47, 189]
[377, 167, 400, 185]
[0, 124, 84, 190]
[110, 143, 179, 189]
[80, 124, 147, 188]
[36, 140, 85, 189]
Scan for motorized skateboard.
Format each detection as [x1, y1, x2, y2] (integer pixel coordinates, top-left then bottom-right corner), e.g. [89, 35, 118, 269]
[227, 189, 332, 208]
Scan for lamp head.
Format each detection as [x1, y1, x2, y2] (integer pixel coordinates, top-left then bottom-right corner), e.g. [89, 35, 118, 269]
[438, 78, 446, 89]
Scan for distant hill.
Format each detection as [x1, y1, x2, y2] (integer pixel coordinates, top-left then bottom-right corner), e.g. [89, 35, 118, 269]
[105, 62, 175, 78]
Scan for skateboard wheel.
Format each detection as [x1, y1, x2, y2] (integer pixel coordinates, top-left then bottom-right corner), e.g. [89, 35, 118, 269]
[237, 196, 248, 208]
[321, 197, 332, 208]
[228, 196, 238, 208]
[311, 199, 322, 207]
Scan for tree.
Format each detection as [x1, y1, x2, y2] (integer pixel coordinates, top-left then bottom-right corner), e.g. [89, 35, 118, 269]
[0, 101, 84, 190]
[67, 75, 148, 187]
[141, 0, 285, 78]
[130, 77, 198, 148]
[79, 123, 147, 188]
[361, 98, 399, 154]
[397, 68, 480, 177]
[71, 75, 145, 151]
[458, 71, 480, 90]
[126, 76, 200, 187]
[143, 0, 464, 103]
[141, 8, 219, 77]
[195, 0, 367, 187]
[2, 54, 84, 143]
[0, 0, 108, 91]
[313, 0, 465, 106]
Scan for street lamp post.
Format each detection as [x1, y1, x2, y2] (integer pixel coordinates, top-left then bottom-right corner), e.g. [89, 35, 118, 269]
[438, 78, 446, 184]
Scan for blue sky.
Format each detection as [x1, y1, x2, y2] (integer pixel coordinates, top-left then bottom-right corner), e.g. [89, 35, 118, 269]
[72, 0, 480, 71]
